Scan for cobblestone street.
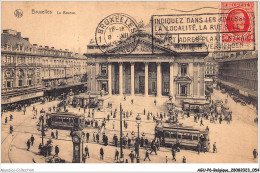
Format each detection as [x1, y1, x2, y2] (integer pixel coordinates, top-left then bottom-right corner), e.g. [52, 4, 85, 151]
[1, 89, 258, 163]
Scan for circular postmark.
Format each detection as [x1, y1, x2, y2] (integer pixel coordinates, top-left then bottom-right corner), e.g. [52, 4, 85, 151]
[95, 13, 139, 54]
[14, 9, 23, 18]
[226, 9, 250, 34]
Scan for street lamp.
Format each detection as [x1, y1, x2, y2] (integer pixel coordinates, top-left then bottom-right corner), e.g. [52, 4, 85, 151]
[136, 114, 141, 163]
[120, 103, 124, 163]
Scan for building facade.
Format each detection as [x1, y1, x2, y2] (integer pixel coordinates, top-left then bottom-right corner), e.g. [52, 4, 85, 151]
[218, 51, 258, 105]
[85, 32, 208, 106]
[205, 57, 217, 79]
[1, 29, 88, 106]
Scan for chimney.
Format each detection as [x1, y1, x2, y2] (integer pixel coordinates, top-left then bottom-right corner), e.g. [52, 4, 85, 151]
[24, 38, 29, 41]
[39, 45, 43, 48]
[45, 46, 49, 49]
[17, 32, 21, 37]
[33, 44, 38, 47]
[3, 30, 9, 34]
[51, 47, 55, 49]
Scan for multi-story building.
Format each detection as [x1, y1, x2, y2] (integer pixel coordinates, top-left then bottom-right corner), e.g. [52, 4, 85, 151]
[218, 51, 258, 106]
[1, 29, 88, 108]
[85, 31, 208, 106]
[205, 57, 217, 79]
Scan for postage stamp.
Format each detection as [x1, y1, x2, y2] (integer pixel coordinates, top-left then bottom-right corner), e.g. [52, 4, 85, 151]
[221, 1, 255, 43]
[95, 13, 139, 54]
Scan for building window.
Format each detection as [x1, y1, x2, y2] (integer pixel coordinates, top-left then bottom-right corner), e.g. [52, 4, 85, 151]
[180, 84, 187, 96]
[101, 64, 107, 74]
[19, 80, 22, 87]
[7, 81, 11, 88]
[28, 80, 32, 85]
[181, 64, 187, 76]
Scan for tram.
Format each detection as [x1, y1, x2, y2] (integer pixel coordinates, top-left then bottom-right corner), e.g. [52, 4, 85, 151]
[155, 124, 210, 151]
[46, 112, 85, 130]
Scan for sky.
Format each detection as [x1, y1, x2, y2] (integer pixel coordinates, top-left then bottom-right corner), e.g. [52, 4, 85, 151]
[1, 1, 257, 54]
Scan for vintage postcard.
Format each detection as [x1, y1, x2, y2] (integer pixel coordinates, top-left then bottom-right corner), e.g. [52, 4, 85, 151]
[1, 1, 259, 172]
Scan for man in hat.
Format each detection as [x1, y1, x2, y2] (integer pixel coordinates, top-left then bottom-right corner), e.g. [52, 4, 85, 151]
[27, 139, 31, 151]
[129, 151, 135, 163]
[213, 142, 217, 153]
[55, 145, 59, 156]
[100, 147, 104, 160]
[30, 134, 35, 146]
[115, 149, 119, 161]
[253, 149, 258, 160]
[144, 149, 151, 161]
[85, 145, 90, 158]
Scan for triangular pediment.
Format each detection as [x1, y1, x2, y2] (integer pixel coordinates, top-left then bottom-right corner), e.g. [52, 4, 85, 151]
[106, 33, 177, 55]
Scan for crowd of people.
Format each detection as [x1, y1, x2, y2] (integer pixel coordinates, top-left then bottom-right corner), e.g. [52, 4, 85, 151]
[2, 89, 258, 164]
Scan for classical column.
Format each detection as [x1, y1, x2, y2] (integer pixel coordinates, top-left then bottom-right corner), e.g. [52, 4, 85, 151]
[95, 63, 99, 91]
[131, 62, 135, 96]
[172, 63, 178, 98]
[169, 62, 174, 97]
[145, 62, 149, 96]
[199, 62, 205, 97]
[119, 62, 123, 95]
[108, 63, 112, 96]
[189, 62, 194, 97]
[156, 62, 161, 97]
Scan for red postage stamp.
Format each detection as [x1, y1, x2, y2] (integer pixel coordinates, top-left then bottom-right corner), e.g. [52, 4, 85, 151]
[221, 1, 255, 43]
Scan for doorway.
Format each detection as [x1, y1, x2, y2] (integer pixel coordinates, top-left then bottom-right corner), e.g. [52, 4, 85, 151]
[139, 76, 145, 94]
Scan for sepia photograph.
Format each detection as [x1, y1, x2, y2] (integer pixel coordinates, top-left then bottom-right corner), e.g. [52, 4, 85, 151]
[0, 1, 259, 172]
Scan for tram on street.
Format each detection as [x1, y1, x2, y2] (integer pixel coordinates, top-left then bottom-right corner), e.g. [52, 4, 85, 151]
[155, 124, 210, 151]
[46, 112, 85, 130]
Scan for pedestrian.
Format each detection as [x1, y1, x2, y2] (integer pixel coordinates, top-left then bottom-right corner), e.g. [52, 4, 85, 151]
[10, 114, 13, 121]
[200, 118, 204, 126]
[206, 126, 209, 132]
[129, 151, 135, 163]
[197, 142, 201, 155]
[253, 149, 258, 159]
[86, 132, 89, 143]
[56, 130, 58, 139]
[104, 135, 108, 146]
[55, 145, 59, 156]
[144, 109, 146, 115]
[112, 120, 115, 129]
[172, 148, 176, 161]
[31, 134, 35, 146]
[213, 142, 217, 153]
[5, 117, 8, 124]
[182, 156, 186, 163]
[128, 138, 131, 148]
[97, 133, 100, 143]
[154, 99, 157, 105]
[9, 125, 13, 134]
[219, 116, 222, 124]
[100, 147, 104, 160]
[125, 122, 128, 129]
[82, 154, 86, 163]
[93, 132, 96, 142]
[115, 149, 119, 161]
[131, 99, 133, 104]
[27, 139, 31, 151]
[85, 145, 90, 158]
[144, 150, 151, 161]
[166, 156, 168, 163]
[51, 132, 55, 139]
